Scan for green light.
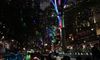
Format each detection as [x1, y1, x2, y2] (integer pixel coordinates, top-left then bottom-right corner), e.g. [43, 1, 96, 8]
[62, 15, 65, 28]
[25, 54, 31, 60]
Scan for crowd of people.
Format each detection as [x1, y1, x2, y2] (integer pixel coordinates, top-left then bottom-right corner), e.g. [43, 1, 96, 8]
[0, 43, 100, 60]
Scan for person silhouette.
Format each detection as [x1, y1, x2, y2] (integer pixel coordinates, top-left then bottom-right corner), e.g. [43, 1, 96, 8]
[91, 43, 100, 60]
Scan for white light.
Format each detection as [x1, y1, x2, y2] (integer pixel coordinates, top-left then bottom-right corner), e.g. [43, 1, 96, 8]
[93, 16, 96, 23]
[63, 5, 67, 9]
[81, 53, 83, 55]
[72, 38, 74, 41]
[1, 36, 4, 39]
[82, 45, 86, 49]
[87, 22, 90, 27]
[69, 36, 71, 39]
[33, 57, 38, 59]
[75, 52, 77, 55]
[46, 49, 49, 52]
[23, 48, 26, 50]
[86, 53, 89, 55]
[64, 4, 70, 9]
[84, 41, 86, 43]
[67, 46, 70, 49]
[70, 46, 73, 50]
[78, 53, 80, 55]
[11, 40, 14, 42]
[51, 14, 54, 17]
[91, 28, 94, 31]
[90, 44, 93, 48]
[44, 43, 48, 46]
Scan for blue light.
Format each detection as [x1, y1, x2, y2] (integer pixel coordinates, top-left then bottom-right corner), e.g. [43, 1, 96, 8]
[54, 0, 59, 13]
[51, 0, 59, 14]
[64, 0, 68, 5]
[57, 16, 62, 27]
[50, 0, 62, 28]
[50, 0, 55, 7]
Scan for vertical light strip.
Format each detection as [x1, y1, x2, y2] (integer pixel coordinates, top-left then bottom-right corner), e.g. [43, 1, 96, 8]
[54, 0, 59, 13]
[62, 15, 65, 27]
[51, 0, 58, 14]
[51, 0, 62, 28]
[57, 16, 62, 28]
[58, 0, 61, 6]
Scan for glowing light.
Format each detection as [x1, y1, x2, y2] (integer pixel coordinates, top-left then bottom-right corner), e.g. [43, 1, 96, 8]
[62, 16, 65, 27]
[70, 46, 73, 49]
[81, 53, 83, 55]
[90, 44, 94, 48]
[33, 57, 39, 60]
[51, 0, 58, 13]
[51, 0, 63, 28]
[58, 0, 61, 5]
[1, 36, 4, 39]
[86, 53, 89, 55]
[44, 43, 48, 46]
[59, 19, 62, 28]
[67, 46, 70, 49]
[72, 37, 74, 41]
[51, 14, 54, 17]
[59, 27, 62, 38]
[91, 28, 94, 31]
[57, 16, 62, 28]
[82, 45, 86, 49]
[23, 48, 26, 50]
[63, 5, 67, 8]
[84, 40, 86, 43]
[93, 16, 96, 23]
[25, 54, 31, 60]
[75, 52, 77, 55]
[11, 40, 14, 42]
[69, 36, 71, 39]
[78, 53, 80, 55]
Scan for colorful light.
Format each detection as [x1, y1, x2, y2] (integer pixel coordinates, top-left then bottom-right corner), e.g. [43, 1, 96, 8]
[57, 16, 62, 28]
[25, 54, 31, 60]
[62, 15, 65, 27]
[58, 0, 61, 6]
[51, 0, 63, 28]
